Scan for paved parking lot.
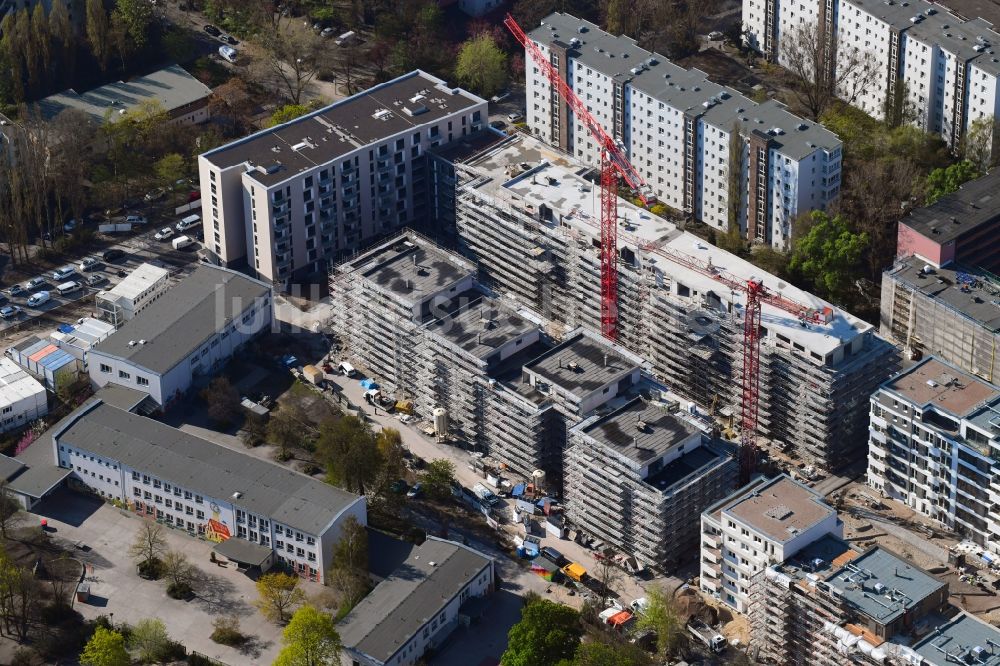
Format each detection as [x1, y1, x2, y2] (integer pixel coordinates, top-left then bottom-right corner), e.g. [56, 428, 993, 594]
[28, 489, 297, 665]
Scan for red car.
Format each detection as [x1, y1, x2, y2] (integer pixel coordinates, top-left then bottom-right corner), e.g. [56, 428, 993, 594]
[188, 190, 201, 202]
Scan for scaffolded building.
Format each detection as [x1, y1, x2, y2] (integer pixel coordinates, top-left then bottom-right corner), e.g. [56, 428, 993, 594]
[450, 133, 898, 470]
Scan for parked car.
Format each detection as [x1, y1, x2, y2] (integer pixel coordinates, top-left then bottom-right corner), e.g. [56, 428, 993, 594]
[102, 249, 126, 262]
[176, 215, 201, 232]
[25, 277, 46, 290]
[172, 236, 194, 250]
[188, 190, 201, 202]
[490, 90, 510, 103]
[219, 33, 237, 45]
[0, 305, 20, 319]
[203, 24, 221, 36]
[63, 219, 78, 233]
[707, 30, 724, 41]
[26, 292, 50, 307]
[490, 120, 507, 130]
[154, 227, 174, 242]
[87, 274, 109, 287]
[52, 266, 76, 281]
[406, 482, 423, 499]
[144, 188, 165, 202]
[507, 111, 524, 123]
[541, 546, 568, 566]
[7, 285, 25, 297]
[125, 215, 147, 225]
[219, 45, 238, 63]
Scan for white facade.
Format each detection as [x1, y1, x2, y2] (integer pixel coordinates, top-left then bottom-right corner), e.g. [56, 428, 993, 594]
[95, 263, 170, 327]
[867, 357, 1000, 553]
[700, 475, 842, 613]
[0, 358, 47, 433]
[526, 14, 842, 248]
[745, 0, 1000, 151]
[198, 71, 487, 286]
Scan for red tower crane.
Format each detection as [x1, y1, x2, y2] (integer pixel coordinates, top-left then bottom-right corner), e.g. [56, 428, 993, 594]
[505, 14, 653, 341]
[505, 14, 833, 484]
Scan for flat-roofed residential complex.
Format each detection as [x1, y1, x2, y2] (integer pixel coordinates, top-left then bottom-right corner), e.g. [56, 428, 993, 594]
[198, 71, 487, 287]
[448, 132, 897, 470]
[88, 265, 272, 408]
[524, 13, 842, 248]
[52, 400, 366, 583]
[867, 357, 1000, 552]
[700, 475, 842, 612]
[743, 0, 1000, 154]
[338, 537, 494, 666]
[565, 395, 738, 570]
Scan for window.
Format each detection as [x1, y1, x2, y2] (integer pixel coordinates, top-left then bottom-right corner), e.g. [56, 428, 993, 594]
[118, 370, 131, 380]
[136, 376, 149, 387]
[196, 510, 205, 520]
[100, 364, 112, 373]
[132, 471, 140, 481]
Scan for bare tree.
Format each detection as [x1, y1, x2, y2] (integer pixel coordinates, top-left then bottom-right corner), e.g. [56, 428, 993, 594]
[780, 22, 881, 119]
[129, 521, 168, 568]
[258, 23, 321, 105]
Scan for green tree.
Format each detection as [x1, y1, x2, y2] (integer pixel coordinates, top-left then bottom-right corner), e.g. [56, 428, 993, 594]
[155, 153, 186, 189]
[200, 376, 240, 427]
[421, 459, 456, 501]
[501, 598, 582, 666]
[30, 3, 50, 80]
[267, 403, 310, 460]
[269, 104, 311, 127]
[455, 34, 508, 98]
[573, 640, 653, 666]
[85, 0, 111, 72]
[255, 572, 305, 624]
[316, 415, 381, 495]
[80, 626, 129, 666]
[788, 211, 868, 304]
[925, 160, 980, 205]
[274, 604, 342, 666]
[112, 0, 153, 50]
[328, 515, 369, 612]
[128, 618, 171, 663]
[962, 116, 997, 172]
[636, 586, 685, 658]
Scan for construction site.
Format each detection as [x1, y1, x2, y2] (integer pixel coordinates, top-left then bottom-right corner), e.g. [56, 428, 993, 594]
[450, 132, 898, 471]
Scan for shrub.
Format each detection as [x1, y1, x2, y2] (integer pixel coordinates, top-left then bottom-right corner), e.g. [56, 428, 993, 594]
[136, 558, 164, 580]
[209, 616, 245, 647]
[167, 581, 194, 599]
[10, 647, 38, 666]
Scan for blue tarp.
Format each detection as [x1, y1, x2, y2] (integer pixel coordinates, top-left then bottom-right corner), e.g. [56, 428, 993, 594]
[360, 378, 379, 390]
[512, 483, 526, 497]
[57, 324, 75, 334]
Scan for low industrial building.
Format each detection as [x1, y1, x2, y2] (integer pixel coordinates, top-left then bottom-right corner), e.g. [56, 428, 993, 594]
[37, 64, 213, 126]
[700, 474, 842, 612]
[0, 357, 47, 433]
[867, 357, 1000, 552]
[338, 536, 494, 666]
[566, 395, 737, 571]
[87, 265, 272, 408]
[53, 399, 366, 582]
[749, 539, 951, 664]
[95, 262, 171, 327]
[881, 258, 1000, 382]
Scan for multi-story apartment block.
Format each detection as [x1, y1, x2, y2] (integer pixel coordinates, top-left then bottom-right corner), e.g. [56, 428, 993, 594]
[867, 357, 1000, 550]
[524, 13, 842, 247]
[565, 396, 737, 570]
[745, 0, 1000, 151]
[88, 265, 272, 408]
[750, 537, 956, 664]
[198, 71, 486, 287]
[700, 474, 842, 612]
[449, 132, 897, 470]
[881, 258, 1000, 381]
[53, 399, 366, 583]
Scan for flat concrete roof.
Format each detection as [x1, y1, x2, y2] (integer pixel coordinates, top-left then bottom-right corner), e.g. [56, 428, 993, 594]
[720, 475, 835, 544]
[883, 357, 1000, 418]
[37, 65, 212, 124]
[912, 612, 1000, 666]
[213, 537, 273, 567]
[97, 262, 169, 303]
[901, 170, 1000, 245]
[826, 547, 946, 625]
[530, 13, 841, 160]
[524, 329, 641, 398]
[424, 293, 537, 360]
[465, 134, 870, 356]
[202, 71, 485, 187]
[886, 258, 1000, 333]
[93, 385, 150, 413]
[0, 357, 46, 408]
[339, 538, 491, 664]
[580, 396, 703, 463]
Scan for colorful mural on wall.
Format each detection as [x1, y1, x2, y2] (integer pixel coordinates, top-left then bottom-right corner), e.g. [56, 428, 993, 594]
[204, 502, 231, 543]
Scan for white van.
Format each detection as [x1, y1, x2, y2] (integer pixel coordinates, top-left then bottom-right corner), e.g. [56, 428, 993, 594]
[52, 265, 76, 281]
[56, 281, 82, 296]
[172, 236, 194, 250]
[176, 214, 200, 232]
[339, 361, 357, 378]
[26, 291, 50, 307]
[219, 45, 237, 63]
[335, 30, 357, 46]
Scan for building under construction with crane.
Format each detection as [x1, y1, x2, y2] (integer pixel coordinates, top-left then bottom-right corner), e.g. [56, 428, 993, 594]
[451, 131, 897, 470]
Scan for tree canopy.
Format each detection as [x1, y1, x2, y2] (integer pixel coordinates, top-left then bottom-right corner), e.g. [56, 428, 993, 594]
[274, 604, 343, 666]
[570, 640, 653, 666]
[788, 211, 868, 305]
[81, 626, 129, 666]
[501, 599, 582, 666]
[925, 160, 980, 205]
[255, 572, 305, 624]
[455, 34, 508, 98]
[635, 586, 685, 658]
[421, 459, 456, 501]
[317, 415, 381, 495]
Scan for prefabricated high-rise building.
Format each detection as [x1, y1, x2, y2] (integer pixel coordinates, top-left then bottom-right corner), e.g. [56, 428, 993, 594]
[449, 132, 898, 470]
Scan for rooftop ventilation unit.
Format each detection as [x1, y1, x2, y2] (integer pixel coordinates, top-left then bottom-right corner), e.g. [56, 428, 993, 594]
[569, 37, 581, 47]
[926, 6, 937, 13]
[874, 582, 888, 594]
[403, 104, 428, 117]
[232, 491, 242, 499]
[911, 14, 924, 22]
[372, 108, 393, 120]
[636, 420, 648, 431]
[567, 360, 580, 371]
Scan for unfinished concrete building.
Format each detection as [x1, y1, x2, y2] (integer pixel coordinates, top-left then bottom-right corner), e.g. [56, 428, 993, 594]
[451, 133, 898, 470]
[329, 231, 477, 394]
[565, 396, 737, 570]
[749, 538, 950, 664]
[881, 258, 1000, 383]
